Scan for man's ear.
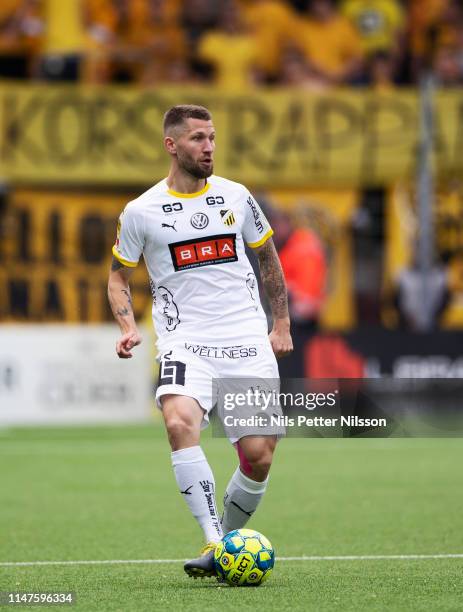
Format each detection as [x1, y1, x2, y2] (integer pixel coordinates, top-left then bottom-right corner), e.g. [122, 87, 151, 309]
[164, 136, 176, 155]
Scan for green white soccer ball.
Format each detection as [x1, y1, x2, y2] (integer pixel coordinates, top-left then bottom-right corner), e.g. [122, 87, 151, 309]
[214, 528, 275, 586]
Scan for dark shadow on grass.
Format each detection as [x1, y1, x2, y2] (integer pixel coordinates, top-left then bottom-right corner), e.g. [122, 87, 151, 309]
[178, 579, 279, 590]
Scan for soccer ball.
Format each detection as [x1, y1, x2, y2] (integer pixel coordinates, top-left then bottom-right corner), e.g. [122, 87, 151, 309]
[214, 528, 274, 586]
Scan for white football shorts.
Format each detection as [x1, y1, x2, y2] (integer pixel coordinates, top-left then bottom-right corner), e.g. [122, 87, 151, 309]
[155, 339, 282, 442]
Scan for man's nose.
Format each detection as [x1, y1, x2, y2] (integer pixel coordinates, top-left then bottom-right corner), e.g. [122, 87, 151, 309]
[203, 140, 214, 153]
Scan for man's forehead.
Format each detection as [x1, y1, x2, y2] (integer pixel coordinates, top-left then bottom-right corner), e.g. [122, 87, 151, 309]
[183, 118, 215, 133]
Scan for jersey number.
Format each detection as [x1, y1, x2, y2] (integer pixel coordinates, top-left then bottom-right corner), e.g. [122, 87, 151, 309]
[159, 360, 186, 386]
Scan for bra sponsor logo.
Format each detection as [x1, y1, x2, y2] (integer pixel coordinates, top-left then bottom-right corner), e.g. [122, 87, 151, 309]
[169, 234, 237, 271]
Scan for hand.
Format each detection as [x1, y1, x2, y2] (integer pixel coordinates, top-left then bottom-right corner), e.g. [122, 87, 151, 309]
[116, 330, 142, 359]
[269, 319, 293, 358]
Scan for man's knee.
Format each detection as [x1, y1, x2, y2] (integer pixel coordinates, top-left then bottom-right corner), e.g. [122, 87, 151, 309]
[161, 395, 203, 450]
[250, 454, 273, 479]
[236, 437, 277, 480]
[164, 414, 196, 441]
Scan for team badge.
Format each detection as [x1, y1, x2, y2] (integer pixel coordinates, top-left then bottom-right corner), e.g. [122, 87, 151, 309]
[190, 212, 209, 229]
[220, 209, 235, 226]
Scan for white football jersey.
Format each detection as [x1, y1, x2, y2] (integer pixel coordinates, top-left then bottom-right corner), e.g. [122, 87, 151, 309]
[112, 175, 273, 352]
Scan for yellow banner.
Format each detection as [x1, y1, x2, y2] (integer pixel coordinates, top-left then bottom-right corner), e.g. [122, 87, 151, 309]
[2, 84, 462, 187]
[0, 189, 152, 322]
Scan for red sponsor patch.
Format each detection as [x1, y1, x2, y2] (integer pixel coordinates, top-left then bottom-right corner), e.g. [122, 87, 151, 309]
[169, 234, 237, 271]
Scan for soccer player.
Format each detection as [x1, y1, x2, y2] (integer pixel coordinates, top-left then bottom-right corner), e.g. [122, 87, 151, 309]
[108, 105, 292, 578]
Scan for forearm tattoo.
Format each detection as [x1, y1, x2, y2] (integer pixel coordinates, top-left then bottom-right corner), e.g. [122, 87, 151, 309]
[109, 258, 134, 319]
[257, 239, 289, 319]
[121, 288, 133, 307]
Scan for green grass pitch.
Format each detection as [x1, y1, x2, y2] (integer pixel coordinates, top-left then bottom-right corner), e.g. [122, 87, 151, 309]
[1, 424, 462, 611]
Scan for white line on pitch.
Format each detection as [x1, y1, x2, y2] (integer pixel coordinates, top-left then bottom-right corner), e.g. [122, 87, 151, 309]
[2, 554, 463, 567]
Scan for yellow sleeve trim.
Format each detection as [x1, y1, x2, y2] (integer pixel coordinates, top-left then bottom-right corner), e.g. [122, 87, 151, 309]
[112, 245, 138, 268]
[247, 228, 274, 249]
[167, 182, 210, 198]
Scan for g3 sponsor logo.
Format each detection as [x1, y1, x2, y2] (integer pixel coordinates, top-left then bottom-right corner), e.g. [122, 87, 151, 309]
[206, 195, 225, 206]
[162, 202, 183, 214]
[190, 212, 209, 229]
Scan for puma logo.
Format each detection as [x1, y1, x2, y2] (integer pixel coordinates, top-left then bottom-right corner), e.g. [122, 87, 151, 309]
[230, 500, 253, 517]
[162, 221, 177, 231]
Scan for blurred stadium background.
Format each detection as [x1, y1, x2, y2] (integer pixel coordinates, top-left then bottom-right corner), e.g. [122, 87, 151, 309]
[2, 0, 463, 424]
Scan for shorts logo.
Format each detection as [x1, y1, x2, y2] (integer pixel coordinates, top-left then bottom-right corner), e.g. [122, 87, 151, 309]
[220, 209, 235, 226]
[169, 234, 237, 271]
[190, 212, 209, 229]
[185, 343, 258, 359]
[159, 360, 186, 386]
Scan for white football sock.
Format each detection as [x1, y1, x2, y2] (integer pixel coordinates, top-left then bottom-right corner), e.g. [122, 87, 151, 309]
[171, 445, 223, 544]
[221, 467, 268, 535]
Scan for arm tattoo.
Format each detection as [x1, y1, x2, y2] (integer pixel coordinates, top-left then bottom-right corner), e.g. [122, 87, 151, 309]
[257, 239, 289, 319]
[121, 288, 133, 307]
[116, 307, 130, 317]
[111, 257, 124, 271]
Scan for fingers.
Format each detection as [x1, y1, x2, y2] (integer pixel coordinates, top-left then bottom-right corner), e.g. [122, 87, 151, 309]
[116, 340, 133, 359]
[271, 344, 293, 358]
[275, 347, 293, 358]
[270, 334, 293, 359]
[116, 332, 142, 359]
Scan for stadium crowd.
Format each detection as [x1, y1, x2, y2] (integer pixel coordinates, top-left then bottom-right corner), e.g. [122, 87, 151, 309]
[2, 0, 462, 333]
[1, 0, 463, 88]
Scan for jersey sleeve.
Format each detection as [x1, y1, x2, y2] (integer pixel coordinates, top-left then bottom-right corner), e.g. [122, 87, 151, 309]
[112, 204, 144, 267]
[242, 191, 274, 248]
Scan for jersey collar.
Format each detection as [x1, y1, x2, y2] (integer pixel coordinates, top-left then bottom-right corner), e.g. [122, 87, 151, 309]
[167, 182, 210, 199]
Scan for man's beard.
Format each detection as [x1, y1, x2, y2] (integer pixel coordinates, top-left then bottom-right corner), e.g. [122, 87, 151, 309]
[178, 152, 213, 179]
